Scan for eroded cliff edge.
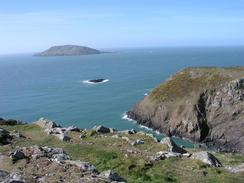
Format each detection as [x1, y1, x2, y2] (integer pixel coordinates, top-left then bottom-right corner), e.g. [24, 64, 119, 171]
[127, 67, 244, 153]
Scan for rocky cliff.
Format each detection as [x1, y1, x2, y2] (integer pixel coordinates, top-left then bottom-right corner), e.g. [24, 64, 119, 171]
[35, 45, 101, 56]
[127, 67, 244, 153]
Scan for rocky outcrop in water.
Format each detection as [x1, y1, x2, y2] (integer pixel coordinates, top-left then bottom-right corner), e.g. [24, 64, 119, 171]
[127, 67, 244, 153]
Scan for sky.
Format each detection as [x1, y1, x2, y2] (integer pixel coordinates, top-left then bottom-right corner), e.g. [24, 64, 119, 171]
[0, 0, 244, 54]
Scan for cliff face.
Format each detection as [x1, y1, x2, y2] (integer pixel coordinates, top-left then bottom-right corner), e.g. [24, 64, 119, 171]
[35, 45, 101, 56]
[127, 67, 244, 153]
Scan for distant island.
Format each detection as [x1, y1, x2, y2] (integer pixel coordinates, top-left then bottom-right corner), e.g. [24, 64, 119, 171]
[35, 45, 102, 56]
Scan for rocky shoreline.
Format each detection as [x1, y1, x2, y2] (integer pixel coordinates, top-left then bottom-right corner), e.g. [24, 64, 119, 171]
[127, 67, 244, 154]
[1, 117, 244, 182]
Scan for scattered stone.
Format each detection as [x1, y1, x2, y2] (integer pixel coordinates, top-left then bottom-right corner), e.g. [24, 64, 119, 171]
[9, 150, 26, 162]
[0, 170, 9, 181]
[151, 151, 182, 161]
[121, 136, 130, 142]
[66, 160, 96, 172]
[66, 125, 80, 132]
[10, 131, 25, 139]
[225, 163, 244, 173]
[0, 128, 11, 145]
[34, 117, 59, 129]
[0, 170, 24, 183]
[191, 151, 222, 167]
[111, 134, 119, 138]
[53, 133, 70, 141]
[79, 133, 86, 138]
[130, 139, 144, 146]
[99, 170, 126, 182]
[121, 129, 137, 134]
[94, 125, 111, 133]
[109, 128, 118, 133]
[160, 137, 187, 154]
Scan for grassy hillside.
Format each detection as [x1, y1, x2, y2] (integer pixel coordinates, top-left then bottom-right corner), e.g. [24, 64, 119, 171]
[150, 67, 244, 103]
[1, 124, 244, 183]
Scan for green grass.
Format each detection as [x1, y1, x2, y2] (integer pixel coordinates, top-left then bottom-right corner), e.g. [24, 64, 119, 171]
[1, 124, 244, 183]
[150, 67, 244, 103]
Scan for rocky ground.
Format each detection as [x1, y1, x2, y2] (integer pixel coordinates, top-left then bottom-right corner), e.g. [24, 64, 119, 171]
[0, 117, 244, 183]
[127, 67, 244, 153]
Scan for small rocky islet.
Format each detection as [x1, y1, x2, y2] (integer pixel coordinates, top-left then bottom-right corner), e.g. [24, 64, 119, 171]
[35, 45, 102, 56]
[1, 66, 244, 182]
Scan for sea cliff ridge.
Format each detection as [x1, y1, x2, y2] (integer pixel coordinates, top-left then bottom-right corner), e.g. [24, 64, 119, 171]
[127, 67, 244, 153]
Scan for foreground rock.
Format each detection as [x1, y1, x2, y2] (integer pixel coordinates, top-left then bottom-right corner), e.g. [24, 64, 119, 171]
[34, 118, 73, 141]
[0, 170, 24, 183]
[127, 67, 244, 153]
[4, 146, 126, 183]
[160, 137, 187, 154]
[191, 151, 222, 167]
[0, 128, 11, 145]
[35, 45, 101, 56]
[225, 163, 244, 173]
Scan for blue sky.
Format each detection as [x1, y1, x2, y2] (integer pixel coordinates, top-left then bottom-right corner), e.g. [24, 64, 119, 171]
[1, 0, 244, 54]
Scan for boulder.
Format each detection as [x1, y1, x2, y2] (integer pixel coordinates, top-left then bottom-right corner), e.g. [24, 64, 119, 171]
[10, 131, 25, 139]
[9, 150, 26, 162]
[191, 151, 222, 167]
[0, 170, 9, 181]
[0, 170, 24, 183]
[99, 170, 126, 182]
[94, 125, 111, 133]
[66, 125, 80, 132]
[34, 118, 59, 129]
[121, 129, 137, 134]
[54, 133, 70, 141]
[79, 134, 86, 138]
[225, 163, 244, 173]
[160, 137, 187, 154]
[130, 139, 144, 146]
[0, 128, 11, 144]
[66, 160, 96, 172]
[151, 151, 182, 161]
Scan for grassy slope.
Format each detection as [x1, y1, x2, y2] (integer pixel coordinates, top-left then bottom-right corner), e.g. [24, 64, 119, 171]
[150, 67, 244, 103]
[0, 124, 244, 183]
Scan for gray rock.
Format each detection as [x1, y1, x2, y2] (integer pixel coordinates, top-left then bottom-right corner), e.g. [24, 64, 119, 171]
[225, 163, 244, 173]
[9, 150, 26, 162]
[0, 170, 9, 181]
[151, 151, 182, 161]
[0, 170, 24, 183]
[54, 133, 70, 141]
[191, 151, 222, 167]
[66, 125, 80, 132]
[160, 137, 187, 154]
[52, 153, 70, 162]
[34, 118, 59, 129]
[79, 134, 86, 138]
[99, 170, 125, 182]
[10, 131, 25, 139]
[94, 125, 111, 133]
[121, 129, 137, 134]
[66, 160, 96, 171]
[130, 139, 144, 146]
[0, 128, 11, 144]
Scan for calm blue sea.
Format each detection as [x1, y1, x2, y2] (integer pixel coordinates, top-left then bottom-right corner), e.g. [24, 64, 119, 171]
[1, 47, 244, 147]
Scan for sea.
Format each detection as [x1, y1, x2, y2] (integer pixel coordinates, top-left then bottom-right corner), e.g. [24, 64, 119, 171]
[1, 47, 244, 147]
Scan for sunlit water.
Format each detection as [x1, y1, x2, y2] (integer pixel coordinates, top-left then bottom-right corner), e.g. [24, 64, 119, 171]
[1, 47, 244, 147]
